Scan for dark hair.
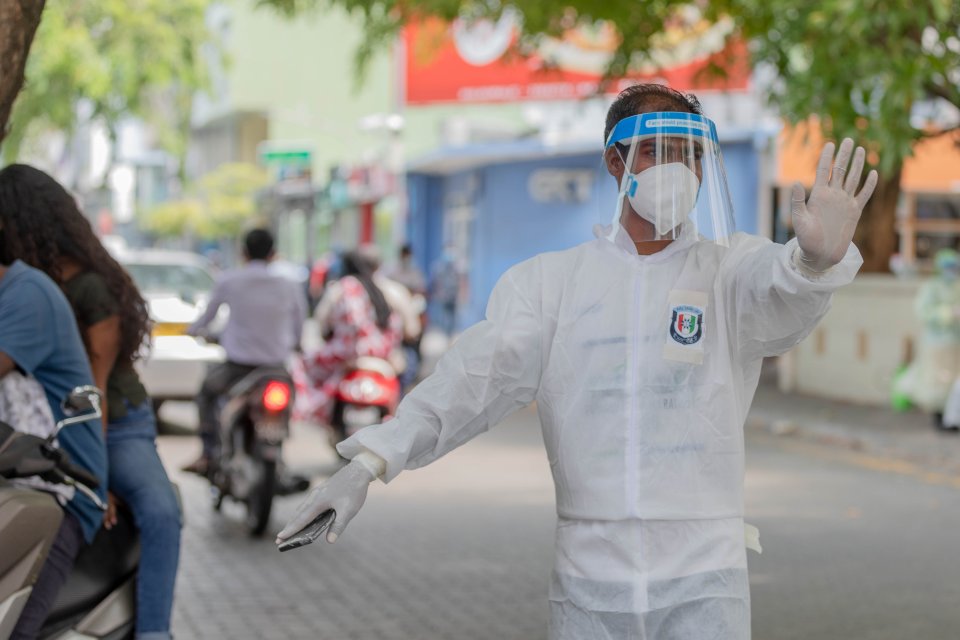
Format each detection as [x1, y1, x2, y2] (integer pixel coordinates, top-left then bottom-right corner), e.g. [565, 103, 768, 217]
[244, 228, 274, 260]
[341, 250, 391, 330]
[400, 244, 412, 258]
[604, 83, 703, 144]
[0, 164, 151, 365]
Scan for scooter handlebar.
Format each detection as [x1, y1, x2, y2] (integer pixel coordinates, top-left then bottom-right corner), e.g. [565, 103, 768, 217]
[40, 444, 101, 490]
[57, 457, 100, 491]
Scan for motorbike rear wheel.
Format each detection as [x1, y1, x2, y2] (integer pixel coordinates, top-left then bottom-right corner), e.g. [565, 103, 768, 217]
[246, 459, 276, 537]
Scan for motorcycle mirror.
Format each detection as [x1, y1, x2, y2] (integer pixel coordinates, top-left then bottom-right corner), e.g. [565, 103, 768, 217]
[61, 385, 102, 416]
[50, 386, 103, 441]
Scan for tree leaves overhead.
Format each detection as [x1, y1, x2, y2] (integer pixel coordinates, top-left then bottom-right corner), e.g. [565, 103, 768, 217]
[4, 0, 214, 163]
[258, 0, 960, 173]
[723, 0, 960, 174]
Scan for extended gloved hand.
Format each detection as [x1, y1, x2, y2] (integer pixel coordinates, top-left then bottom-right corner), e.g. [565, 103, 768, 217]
[275, 455, 381, 545]
[792, 138, 879, 274]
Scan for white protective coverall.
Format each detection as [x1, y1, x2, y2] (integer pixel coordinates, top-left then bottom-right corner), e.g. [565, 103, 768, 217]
[338, 224, 862, 639]
[896, 274, 960, 413]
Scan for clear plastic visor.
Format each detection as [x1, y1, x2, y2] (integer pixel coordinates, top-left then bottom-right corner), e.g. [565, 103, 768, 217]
[597, 111, 737, 247]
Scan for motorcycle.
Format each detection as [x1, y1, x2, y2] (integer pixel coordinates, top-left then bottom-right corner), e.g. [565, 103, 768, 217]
[0, 386, 142, 640]
[207, 366, 296, 536]
[328, 356, 401, 447]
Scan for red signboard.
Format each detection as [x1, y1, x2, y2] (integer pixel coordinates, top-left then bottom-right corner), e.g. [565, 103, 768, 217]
[404, 14, 750, 105]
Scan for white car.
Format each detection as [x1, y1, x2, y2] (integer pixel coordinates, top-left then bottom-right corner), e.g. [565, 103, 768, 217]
[119, 249, 227, 409]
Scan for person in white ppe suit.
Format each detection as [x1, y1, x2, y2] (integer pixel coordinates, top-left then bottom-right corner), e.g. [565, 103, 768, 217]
[897, 249, 960, 429]
[277, 84, 879, 639]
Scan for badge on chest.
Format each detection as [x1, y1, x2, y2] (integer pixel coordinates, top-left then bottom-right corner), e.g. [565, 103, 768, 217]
[664, 289, 708, 364]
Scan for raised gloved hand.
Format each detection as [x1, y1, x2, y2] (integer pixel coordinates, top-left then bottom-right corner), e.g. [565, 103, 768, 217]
[792, 138, 879, 274]
[275, 455, 382, 545]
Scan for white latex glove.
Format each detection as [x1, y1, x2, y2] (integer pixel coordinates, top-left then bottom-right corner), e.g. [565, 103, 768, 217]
[275, 457, 380, 545]
[792, 138, 879, 274]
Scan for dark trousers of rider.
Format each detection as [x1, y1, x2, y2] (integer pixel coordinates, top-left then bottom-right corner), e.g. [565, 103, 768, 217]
[11, 512, 84, 639]
[196, 361, 259, 459]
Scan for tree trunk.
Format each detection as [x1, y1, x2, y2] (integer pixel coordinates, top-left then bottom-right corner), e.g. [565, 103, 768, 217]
[0, 0, 45, 148]
[852, 164, 902, 273]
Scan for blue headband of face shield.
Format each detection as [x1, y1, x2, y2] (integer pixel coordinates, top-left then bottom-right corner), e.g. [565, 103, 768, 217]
[604, 111, 720, 148]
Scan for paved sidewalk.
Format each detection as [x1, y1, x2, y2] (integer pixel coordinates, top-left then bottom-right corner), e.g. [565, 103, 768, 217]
[161, 407, 555, 639]
[747, 379, 960, 475]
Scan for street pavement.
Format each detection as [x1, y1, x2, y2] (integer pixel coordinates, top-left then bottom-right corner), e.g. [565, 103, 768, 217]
[746, 430, 960, 640]
[749, 378, 960, 478]
[160, 406, 556, 639]
[157, 381, 960, 639]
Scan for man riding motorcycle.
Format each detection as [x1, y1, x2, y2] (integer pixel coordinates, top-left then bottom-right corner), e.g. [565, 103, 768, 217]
[183, 228, 307, 491]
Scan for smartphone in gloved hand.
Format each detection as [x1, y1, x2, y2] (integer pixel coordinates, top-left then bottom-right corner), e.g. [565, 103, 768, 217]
[277, 509, 336, 552]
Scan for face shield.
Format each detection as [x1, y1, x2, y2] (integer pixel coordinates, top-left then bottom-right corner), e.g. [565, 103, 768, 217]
[598, 111, 736, 247]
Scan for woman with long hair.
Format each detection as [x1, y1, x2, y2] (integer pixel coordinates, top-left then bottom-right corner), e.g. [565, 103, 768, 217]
[299, 248, 402, 425]
[0, 164, 181, 640]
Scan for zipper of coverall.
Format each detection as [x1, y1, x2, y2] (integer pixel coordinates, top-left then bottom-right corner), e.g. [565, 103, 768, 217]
[626, 262, 642, 516]
[627, 259, 651, 617]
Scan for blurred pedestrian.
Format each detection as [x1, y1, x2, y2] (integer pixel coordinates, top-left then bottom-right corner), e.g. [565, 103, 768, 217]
[429, 246, 461, 337]
[385, 244, 428, 388]
[368, 246, 421, 386]
[895, 248, 960, 429]
[384, 244, 426, 295]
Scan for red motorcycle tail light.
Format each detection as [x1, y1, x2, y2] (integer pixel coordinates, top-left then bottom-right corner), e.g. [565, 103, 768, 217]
[262, 381, 291, 412]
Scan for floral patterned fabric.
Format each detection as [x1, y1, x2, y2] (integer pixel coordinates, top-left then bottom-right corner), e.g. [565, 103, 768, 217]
[296, 276, 401, 424]
[0, 372, 75, 502]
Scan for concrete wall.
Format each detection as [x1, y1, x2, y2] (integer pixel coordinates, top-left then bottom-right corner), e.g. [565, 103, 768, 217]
[779, 275, 922, 405]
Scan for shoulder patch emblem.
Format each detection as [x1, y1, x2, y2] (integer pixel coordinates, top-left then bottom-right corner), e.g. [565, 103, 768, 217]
[669, 305, 704, 345]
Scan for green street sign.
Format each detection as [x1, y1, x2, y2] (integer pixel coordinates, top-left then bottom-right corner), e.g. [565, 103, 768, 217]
[260, 149, 311, 164]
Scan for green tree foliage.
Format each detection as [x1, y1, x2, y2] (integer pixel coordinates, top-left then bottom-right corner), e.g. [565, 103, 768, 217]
[722, 0, 959, 270]
[142, 163, 270, 240]
[3, 0, 213, 170]
[141, 198, 204, 238]
[259, 0, 960, 271]
[731, 0, 959, 176]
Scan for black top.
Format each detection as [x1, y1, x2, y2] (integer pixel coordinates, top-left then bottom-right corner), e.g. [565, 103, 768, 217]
[62, 271, 148, 422]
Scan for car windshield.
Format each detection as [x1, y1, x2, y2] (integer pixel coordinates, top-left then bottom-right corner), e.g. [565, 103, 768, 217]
[125, 263, 214, 297]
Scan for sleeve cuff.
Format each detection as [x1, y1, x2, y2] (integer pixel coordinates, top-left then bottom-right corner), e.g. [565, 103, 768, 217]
[350, 449, 388, 480]
[790, 246, 836, 281]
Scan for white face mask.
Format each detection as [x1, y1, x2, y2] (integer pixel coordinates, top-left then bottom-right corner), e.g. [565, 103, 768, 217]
[621, 162, 701, 236]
